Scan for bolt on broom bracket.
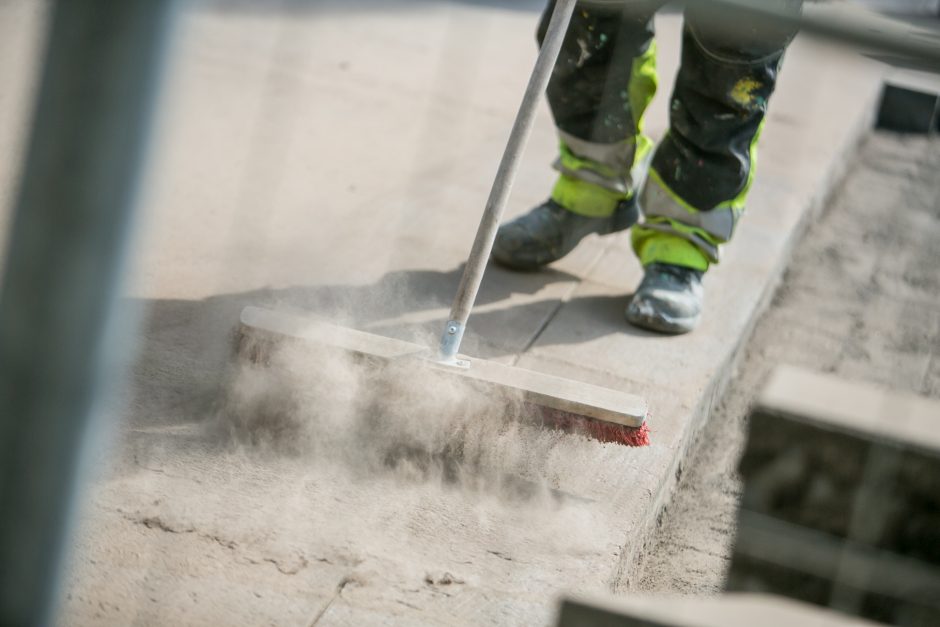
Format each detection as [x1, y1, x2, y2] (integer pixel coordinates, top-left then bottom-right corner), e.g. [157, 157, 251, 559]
[435, 320, 470, 369]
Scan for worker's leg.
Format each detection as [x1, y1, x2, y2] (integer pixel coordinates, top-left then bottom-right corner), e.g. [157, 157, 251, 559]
[493, 0, 664, 271]
[627, 0, 802, 333]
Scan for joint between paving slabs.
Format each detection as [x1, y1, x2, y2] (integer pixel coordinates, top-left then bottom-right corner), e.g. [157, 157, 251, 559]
[510, 234, 616, 366]
[308, 576, 359, 627]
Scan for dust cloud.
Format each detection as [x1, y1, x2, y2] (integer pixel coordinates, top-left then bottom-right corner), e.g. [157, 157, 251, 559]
[214, 321, 600, 504]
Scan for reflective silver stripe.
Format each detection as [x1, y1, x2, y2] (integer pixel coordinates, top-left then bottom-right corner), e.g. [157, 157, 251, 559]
[553, 131, 641, 194]
[639, 221, 722, 264]
[641, 176, 738, 242]
[552, 157, 630, 194]
[558, 130, 637, 174]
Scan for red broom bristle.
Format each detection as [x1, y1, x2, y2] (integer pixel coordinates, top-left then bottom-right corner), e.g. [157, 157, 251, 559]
[531, 405, 652, 447]
[585, 419, 651, 447]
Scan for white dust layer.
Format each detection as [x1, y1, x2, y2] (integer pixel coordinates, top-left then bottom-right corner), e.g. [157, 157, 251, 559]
[215, 325, 617, 503]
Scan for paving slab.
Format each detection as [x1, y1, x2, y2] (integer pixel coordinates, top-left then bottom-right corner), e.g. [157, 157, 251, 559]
[519, 33, 888, 589]
[0, 1, 888, 624]
[557, 592, 883, 627]
[729, 366, 940, 624]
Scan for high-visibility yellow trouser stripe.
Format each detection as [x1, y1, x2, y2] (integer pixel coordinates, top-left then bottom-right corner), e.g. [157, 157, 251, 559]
[552, 41, 659, 218]
[633, 120, 765, 270]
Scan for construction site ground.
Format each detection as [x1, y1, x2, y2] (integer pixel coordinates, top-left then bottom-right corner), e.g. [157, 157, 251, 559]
[0, 1, 928, 625]
[634, 129, 940, 595]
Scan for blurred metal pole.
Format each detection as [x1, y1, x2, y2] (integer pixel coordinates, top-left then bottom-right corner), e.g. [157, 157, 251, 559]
[700, 0, 940, 70]
[0, 1, 175, 625]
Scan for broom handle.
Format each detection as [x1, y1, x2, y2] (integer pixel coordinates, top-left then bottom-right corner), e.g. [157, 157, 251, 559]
[438, 0, 577, 363]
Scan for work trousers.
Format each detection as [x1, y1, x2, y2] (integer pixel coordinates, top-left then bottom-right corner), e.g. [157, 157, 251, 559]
[539, 0, 803, 270]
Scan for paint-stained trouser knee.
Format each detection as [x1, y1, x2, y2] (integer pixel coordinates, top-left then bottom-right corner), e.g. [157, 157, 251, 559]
[538, 0, 802, 271]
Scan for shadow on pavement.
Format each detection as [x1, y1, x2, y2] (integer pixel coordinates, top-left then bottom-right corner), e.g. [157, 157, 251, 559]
[124, 263, 668, 431]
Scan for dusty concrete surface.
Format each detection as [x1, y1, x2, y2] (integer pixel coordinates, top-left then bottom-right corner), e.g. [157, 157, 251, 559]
[633, 131, 940, 595]
[0, 1, 893, 625]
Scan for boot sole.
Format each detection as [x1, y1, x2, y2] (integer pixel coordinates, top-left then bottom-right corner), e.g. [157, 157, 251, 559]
[625, 300, 699, 335]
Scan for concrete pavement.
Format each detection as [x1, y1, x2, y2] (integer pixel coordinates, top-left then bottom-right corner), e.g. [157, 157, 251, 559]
[0, 2, 888, 624]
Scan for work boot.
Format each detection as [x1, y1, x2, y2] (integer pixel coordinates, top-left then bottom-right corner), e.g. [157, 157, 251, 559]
[626, 262, 704, 334]
[492, 198, 639, 271]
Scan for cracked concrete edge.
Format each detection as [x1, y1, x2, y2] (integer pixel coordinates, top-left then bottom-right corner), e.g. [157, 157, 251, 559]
[609, 66, 886, 593]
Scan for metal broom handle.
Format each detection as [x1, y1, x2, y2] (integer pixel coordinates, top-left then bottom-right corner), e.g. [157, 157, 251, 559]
[437, 0, 577, 364]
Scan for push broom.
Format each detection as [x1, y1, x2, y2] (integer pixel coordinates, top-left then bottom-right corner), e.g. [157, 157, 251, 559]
[237, 0, 650, 447]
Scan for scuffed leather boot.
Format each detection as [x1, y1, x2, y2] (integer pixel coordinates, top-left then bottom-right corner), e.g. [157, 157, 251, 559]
[626, 262, 704, 334]
[492, 198, 639, 271]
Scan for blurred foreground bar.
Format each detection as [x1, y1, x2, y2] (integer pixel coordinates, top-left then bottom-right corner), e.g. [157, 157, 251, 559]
[727, 366, 940, 626]
[0, 1, 174, 625]
[556, 593, 880, 626]
[703, 0, 940, 70]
